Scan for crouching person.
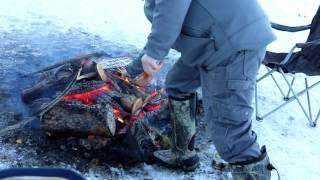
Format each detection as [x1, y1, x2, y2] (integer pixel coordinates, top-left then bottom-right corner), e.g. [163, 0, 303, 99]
[126, 0, 277, 179]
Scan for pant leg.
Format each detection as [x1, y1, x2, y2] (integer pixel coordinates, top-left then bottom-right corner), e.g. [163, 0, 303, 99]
[165, 59, 201, 98]
[201, 48, 266, 163]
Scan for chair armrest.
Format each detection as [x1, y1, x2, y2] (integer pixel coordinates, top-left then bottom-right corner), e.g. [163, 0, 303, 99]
[296, 39, 320, 48]
[271, 22, 311, 32]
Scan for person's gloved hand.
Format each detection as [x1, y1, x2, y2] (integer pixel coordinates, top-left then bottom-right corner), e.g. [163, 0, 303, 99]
[141, 54, 162, 76]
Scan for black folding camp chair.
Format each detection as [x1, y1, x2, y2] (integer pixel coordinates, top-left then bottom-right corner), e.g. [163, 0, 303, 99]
[255, 6, 320, 127]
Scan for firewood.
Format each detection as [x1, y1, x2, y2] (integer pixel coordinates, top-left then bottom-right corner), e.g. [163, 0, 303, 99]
[23, 52, 108, 77]
[132, 98, 143, 114]
[120, 95, 137, 112]
[96, 64, 108, 82]
[41, 102, 116, 137]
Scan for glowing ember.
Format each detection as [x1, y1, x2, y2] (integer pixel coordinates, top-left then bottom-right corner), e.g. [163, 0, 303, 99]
[131, 111, 145, 121]
[63, 84, 112, 105]
[144, 104, 162, 112]
[112, 108, 122, 117]
[112, 108, 125, 123]
[149, 91, 159, 98]
[117, 117, 125, 124]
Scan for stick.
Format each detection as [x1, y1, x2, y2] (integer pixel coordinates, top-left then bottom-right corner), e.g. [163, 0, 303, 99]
[22, 58, 79, 77]
[22, 52, 106, 78]
[38, 68, 81, 117]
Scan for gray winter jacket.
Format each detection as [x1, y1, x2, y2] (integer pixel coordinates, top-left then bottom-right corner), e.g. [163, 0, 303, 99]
[143, 0, 276, 63]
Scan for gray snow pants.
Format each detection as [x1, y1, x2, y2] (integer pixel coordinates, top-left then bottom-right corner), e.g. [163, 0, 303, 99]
[165, 48, 266, 163]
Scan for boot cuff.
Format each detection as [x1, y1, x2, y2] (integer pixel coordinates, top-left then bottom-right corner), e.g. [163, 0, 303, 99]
[169, 93, 195, 101]
[230, 145, 268, 166]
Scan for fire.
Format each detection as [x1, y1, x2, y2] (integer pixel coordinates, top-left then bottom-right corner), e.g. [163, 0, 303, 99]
[112, 108, 125, 123]
[130, 103, 162, 122]
[63, 84, 112, 105]
[142, 90, 162, 112]
[149, 90, 159, 98]
[117, 117, 125, 123]
[63, 69, 164, 127]
[131, 111, 145, 121]
[144, 104, 162, 112]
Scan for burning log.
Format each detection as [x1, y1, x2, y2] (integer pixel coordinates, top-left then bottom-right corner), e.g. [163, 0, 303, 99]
[22, 54, 165, 136]
[42, 102, 116, 137]
[18, 52, 173, 163]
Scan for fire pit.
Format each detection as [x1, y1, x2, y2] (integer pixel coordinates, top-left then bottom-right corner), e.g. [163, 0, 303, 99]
[21, 52, 172, 163]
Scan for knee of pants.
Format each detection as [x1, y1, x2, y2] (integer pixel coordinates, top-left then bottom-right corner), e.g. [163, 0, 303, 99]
[165, 77, 186, 98]
[165, 75, 200, 98]
[165, 62, 200, 98]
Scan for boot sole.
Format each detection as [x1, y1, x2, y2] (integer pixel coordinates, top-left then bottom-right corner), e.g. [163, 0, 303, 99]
[157, 160, 200, 172]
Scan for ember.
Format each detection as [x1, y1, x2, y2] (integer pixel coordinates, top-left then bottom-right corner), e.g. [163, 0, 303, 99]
[131, 111, 145, 122]
[112, 108, 125, 123]
[149, 91, 159, 98]
[63, 84, 112, 105]
[144, 104, 162, 112]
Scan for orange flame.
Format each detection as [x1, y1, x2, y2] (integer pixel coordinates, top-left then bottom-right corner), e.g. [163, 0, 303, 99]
[144, 104, 162, 112]
[112, 108, 125, 124]
[63, 84, 112, 105]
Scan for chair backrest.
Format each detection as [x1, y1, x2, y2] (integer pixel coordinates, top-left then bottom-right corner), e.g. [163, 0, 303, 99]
[301, 6, 320, 72]
[263, 6, 320, 76]
[307, 6, 320, 42]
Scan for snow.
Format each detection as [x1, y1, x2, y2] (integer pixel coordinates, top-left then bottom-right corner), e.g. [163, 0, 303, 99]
[0, 0, 319, 179]
[0, 0, 150, 48]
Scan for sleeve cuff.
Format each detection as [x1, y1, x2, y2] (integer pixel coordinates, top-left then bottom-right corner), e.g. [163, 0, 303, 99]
[145, 40, 169, 61]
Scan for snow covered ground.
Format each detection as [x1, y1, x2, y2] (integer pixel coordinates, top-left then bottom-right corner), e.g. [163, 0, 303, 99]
[0, 0, 319, 179]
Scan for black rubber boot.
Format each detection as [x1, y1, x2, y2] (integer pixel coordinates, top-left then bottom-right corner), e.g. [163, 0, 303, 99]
[153, 94, 199, 171]
[230, 146, 274, 180]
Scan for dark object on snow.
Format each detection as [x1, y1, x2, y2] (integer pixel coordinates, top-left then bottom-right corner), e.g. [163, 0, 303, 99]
[0, 168, 85, 180]
[265, 6, 320, 76]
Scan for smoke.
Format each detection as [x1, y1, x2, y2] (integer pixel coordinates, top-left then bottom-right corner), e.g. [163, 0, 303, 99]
[0, 18, 140, 118]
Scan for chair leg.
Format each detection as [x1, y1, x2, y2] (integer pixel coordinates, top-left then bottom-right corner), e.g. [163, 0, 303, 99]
[315, 110, 320, 126]
[255, 83, 259, 120]
[257, 79, 320, 124]
[305, 78, 313, 123]
[279, 69, 314, 126]
[268, 68, 287, 99]
[256, 65, 320, 127]
[257, 67, 276, 82]
[284, 77, 296, 101]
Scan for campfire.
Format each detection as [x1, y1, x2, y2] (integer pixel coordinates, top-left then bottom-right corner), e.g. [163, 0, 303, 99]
[20, 53, 172, 162]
